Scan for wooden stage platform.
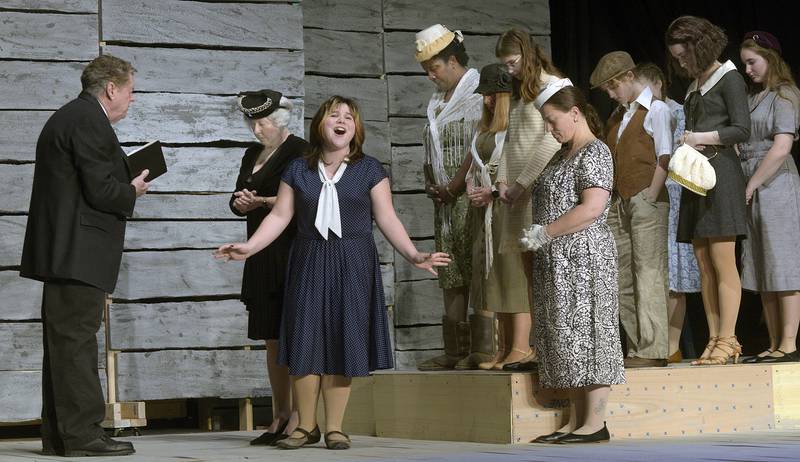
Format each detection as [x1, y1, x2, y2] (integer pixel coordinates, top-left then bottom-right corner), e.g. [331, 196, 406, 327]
[337, 362, 800, 444]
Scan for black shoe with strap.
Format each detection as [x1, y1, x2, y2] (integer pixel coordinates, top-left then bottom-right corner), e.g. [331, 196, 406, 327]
[250, 419, 289, 445]
[275, 426, 321, 450]
[324, 430, 351, 450]
[556, 423, 610, 444]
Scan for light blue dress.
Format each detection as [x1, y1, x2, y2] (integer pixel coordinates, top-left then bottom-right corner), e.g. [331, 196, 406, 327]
[665, 98, 701, 293]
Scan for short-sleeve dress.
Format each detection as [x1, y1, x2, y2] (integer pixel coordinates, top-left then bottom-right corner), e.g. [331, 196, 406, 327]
[676, 63, 751, 242]
[229, 135, 307, 340]
[531, 139, 626, 389]
[277, 155, 394, 377]
[739, 90, 800, 292]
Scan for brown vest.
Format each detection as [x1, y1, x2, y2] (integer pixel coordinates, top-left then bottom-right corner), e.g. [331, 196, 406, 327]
[605, 105, 657, 199]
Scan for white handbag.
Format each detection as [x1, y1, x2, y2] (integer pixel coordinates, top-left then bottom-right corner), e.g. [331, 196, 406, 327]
[668, 144, 717, 196]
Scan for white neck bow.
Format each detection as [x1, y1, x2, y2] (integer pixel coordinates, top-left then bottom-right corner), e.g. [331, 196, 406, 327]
[315, 160, 347, 240]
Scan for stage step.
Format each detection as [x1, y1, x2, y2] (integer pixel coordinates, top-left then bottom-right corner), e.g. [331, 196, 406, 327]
[340, 362, 800, 444]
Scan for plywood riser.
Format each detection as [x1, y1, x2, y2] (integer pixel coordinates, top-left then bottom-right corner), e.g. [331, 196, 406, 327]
[339, 363, 800, 444]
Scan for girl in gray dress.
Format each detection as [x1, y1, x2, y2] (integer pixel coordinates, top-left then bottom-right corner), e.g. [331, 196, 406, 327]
[738, 32, 800, 363]
[666, 16, 751, 366]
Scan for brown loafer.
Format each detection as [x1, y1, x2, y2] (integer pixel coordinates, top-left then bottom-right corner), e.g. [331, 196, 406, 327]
[624, 357, 667, 368]
[324, 430, 351, 450]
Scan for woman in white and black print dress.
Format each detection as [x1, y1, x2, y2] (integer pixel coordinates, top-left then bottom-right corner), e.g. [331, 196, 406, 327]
[526, 84, 625, 445]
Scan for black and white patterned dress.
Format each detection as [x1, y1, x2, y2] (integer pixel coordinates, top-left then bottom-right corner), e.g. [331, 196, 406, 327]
[531, 139, 626, 389]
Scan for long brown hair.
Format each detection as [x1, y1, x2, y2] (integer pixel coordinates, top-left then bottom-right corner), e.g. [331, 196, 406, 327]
[740, 39, 800, 125]
[665, 15, 727, 79]
[305, 95, 365, 169]
[478, 92, 510, 133]
[495, 29, 562, 103]
[543, 86, 604, 138]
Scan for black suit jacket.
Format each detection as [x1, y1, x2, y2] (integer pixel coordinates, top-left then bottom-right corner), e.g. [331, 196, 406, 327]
[20, 92, 137, 293]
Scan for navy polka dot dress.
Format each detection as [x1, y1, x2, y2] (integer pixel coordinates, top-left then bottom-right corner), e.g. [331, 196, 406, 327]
[278, 155, 394, 377]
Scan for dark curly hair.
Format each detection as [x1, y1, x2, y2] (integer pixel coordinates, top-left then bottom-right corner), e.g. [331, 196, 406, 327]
[665, 15, 728, 79]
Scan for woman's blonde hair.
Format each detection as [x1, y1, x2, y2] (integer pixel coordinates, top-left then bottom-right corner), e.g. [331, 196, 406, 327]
[478, 92, 510, 133]
[495, 29, 563, 103]
[305, 95, 365, 169]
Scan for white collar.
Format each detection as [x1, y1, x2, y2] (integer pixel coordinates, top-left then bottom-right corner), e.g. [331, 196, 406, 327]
[625, 86, 654, 111]
[97, 98, 110, 119]
[686, 60, 737, 97]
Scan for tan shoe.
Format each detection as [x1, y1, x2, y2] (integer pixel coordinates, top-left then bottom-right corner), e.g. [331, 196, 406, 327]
[276, 426, 320, 450]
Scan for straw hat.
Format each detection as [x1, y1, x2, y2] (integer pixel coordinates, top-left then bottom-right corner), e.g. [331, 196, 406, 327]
[414, 24, 461, 62]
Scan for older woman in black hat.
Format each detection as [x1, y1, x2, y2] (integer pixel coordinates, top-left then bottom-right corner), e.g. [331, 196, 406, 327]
[231, 90, 308, 445]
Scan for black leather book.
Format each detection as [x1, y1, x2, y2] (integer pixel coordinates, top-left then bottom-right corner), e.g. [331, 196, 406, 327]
[126, 140, 167, 182]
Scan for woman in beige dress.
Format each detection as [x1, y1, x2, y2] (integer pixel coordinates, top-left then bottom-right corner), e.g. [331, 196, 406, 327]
[463, 64, 514, 369]
[488, 29, 563, 370]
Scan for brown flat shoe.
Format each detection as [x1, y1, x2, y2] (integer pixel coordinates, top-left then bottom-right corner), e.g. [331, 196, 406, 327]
[324, 430, 351, 450]
[276, 426, 320, 450]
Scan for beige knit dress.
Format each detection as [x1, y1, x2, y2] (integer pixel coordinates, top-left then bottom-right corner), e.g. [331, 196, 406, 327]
[495, 72, 563, 254]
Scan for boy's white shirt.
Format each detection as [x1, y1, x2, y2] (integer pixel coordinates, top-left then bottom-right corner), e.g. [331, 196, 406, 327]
[615, 85, 676, 157]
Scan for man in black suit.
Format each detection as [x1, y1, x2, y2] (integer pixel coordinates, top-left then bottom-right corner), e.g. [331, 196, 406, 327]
[20, 54, 149, 457]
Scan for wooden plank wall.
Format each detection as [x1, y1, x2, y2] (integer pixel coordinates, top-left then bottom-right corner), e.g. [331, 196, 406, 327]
[0, 1, 98, 422]
[0, 0, 552, 422]
[0, 0, 304, 421]
[304, 0, 551, 370]
[101, 0, 303, 403]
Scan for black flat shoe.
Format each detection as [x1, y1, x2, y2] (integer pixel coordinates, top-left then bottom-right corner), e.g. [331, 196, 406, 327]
[250, 419, 289, 445]
[63, 434, 135, 457]
[742, 349, 774, 363]
[502, 360, 538, 372]
[530, 431, 566, 443]
[556, 423, 610, 444]
[759, 350, 799, 363]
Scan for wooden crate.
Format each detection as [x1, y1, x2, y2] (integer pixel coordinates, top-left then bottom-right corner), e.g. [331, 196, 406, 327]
[342, 363, 800, 444]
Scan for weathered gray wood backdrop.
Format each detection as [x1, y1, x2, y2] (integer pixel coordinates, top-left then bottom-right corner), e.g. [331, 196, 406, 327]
[0, 0, 550, 423]
[302, 0, 551, 369]
[0, 0, 303, 422]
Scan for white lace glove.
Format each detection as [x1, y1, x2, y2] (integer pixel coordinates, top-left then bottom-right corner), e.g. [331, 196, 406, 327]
[520, 224, 553, 251]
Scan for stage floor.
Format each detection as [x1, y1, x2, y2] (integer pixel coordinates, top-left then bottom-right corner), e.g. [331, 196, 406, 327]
[1, 430, 799, 461]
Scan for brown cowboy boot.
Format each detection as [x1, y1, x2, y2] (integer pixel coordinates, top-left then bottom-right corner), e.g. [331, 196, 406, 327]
[455, 314, 497, 370]
[417, 317, 470, 371]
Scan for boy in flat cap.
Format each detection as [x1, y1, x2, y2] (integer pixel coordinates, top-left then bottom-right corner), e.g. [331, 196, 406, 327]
[591, 51, 675, 368]
[414, 24, 483, 370]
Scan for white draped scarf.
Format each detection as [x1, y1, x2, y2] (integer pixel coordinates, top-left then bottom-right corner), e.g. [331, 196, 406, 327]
[425, 68, 483, 236]
[468, 130, 506, 275]
[315, 161, 347, 239]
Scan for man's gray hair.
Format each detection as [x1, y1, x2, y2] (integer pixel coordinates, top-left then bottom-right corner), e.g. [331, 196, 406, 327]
[81, 54, 136, 96]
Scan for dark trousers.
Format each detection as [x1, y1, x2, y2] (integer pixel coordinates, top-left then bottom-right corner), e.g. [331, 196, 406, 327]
[41, 281, 106, 449]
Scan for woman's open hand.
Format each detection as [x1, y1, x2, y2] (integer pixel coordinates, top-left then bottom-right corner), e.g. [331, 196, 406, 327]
[412, 251, 451, 276]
